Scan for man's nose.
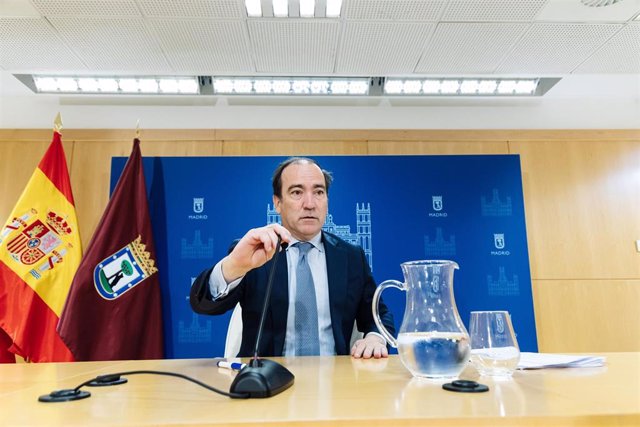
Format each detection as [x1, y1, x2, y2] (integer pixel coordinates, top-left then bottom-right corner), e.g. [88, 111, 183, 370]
[301, 192, 316, 208]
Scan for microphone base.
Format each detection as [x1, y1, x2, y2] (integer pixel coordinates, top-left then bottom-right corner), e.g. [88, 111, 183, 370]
[230, 359, 294, 398]
[39, 389, 91, 402]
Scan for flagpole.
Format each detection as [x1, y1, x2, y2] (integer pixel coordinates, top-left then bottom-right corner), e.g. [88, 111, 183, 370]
[135, 119, 141, 140]
[54, 113, 63, 134]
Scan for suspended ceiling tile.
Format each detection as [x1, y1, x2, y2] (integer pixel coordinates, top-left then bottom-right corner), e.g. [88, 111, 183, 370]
[48, 17, 171, 73]
[416, 23, 529, 74]
[248, 20, 340, 74]
[496, 23, 623, 74]
[137, 0, 245, 18]
[0, 0, 41, 17]
[30, 0, 141, 17]
[442, 0, 548, 22]
[344, 0, 447, 21]
[574, 23, 640, 73]
[337, 22, 435, 74]
[151, 19, 253, 73]
[537, 0, 640, 23]
[0, 18, 86, 71]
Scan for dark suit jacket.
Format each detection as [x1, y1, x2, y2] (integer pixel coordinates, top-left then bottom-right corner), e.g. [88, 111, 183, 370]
[190, 231, 396, 357]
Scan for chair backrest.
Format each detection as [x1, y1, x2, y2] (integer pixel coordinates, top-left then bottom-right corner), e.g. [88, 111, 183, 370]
[224, 304, 364, 358]
[224, 304, 243, 359]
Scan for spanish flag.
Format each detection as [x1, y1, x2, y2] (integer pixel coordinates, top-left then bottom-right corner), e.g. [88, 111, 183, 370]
[0, 129, 81, 362]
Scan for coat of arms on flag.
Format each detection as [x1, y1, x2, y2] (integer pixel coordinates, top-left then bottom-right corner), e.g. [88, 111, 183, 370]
[93, 235, 158, 300]
[1, 210, 74, 280]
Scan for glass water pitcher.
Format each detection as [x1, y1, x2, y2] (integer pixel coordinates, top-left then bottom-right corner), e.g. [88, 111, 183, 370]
[372, 260, 470, 379]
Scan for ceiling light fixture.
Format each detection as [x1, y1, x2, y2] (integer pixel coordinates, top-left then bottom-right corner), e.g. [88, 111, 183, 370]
[29, 76, 200, 94]
[272, 0, 288, 17]
[384, 78, 544, 96]
[245, 0, 343, 18]
[326, 0, 342, 17]
[212, 77, 369, 95]
[18, 75, 560, 97]
[299, 0, 315, 17]
[245, 0, 261, 17]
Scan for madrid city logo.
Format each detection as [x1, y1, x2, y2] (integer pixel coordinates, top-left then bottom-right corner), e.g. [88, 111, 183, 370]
[429, 196, 447, 217]
[431, 275, 440, 293]
[94, 235, 158, 300]
[193, 198, 204, 213]
[491, 233, 510, 256]
[429, 265, 442, 294]
[496, 315, 505, 334]
[188, 197, 208, 220]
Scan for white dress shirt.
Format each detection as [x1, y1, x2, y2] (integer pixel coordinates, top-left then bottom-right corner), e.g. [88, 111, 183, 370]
[209, 232, 336, 356]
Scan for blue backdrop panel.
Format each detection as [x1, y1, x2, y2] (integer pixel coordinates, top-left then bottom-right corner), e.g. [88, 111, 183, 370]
[111, 155, 537, 358]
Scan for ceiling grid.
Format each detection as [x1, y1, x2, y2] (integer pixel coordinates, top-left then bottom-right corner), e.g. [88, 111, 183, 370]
[0, 0, 638, 77]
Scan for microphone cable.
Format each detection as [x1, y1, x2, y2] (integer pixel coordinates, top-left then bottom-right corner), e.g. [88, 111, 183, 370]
[39, 369, 250, 402]
[40, 236, 290, 403]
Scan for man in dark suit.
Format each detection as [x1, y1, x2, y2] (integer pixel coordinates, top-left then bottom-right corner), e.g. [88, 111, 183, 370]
[190, 157, 395, 359]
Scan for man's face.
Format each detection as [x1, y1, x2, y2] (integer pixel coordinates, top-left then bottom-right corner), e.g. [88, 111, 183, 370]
[273, 161, 328, 241]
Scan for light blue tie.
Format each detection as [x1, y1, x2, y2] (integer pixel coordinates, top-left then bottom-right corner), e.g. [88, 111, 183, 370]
[294, 242, 320, 356]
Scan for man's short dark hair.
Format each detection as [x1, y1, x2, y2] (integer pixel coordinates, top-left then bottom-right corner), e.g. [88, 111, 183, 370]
[272, 157, 333, 198]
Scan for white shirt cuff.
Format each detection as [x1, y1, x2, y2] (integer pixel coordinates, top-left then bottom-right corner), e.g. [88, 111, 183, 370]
[209, 261, 243, 300]
[365, 331, 387, 345]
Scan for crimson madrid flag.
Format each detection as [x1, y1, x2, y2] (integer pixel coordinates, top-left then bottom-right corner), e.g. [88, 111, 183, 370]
[58, 139, 163, 360]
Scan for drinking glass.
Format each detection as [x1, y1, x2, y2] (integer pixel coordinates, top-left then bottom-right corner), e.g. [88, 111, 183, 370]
[469, 311, 520, 377]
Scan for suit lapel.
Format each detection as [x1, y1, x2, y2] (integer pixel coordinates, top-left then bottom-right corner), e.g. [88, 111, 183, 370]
[323, 232, 348, 352]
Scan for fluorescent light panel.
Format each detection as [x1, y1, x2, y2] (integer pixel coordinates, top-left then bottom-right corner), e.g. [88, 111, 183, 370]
[26, 75, 554, 97]
[32, 76, 199, 94]
[384, 78, 540, 96]
[326, 0, 342, 17]
[272, 0, 288, 17]
[299, 0, 315, 17]
[212, 77, 369, 95]
[245, 0, 342, 17]
[245, 0, 261, 17]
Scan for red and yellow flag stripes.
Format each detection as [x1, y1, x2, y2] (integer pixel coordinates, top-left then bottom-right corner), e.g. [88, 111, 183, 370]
[0, 131, 82, 362]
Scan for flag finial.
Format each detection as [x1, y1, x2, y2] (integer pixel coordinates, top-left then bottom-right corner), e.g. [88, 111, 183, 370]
[135, 120, 141, 139]
[53, 113, 63, 133]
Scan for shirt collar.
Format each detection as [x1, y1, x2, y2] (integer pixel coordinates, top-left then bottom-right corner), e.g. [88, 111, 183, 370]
[288, 232, 324, 253]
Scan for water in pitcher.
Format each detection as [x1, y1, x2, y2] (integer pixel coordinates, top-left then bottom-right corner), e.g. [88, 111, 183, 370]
[397, 331, 471, 379]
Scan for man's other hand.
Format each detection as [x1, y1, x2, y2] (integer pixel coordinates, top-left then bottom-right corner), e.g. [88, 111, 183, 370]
[350, 334, 389, 359]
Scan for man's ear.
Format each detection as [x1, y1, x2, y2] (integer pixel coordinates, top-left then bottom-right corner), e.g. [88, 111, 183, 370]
[273, 194, 281, 213]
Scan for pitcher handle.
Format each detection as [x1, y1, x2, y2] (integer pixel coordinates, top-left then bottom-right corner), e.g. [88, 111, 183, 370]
[372, 279, 404, 348]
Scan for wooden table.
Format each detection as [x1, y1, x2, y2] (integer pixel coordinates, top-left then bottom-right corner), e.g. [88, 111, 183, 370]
[0, 353, 638, 426]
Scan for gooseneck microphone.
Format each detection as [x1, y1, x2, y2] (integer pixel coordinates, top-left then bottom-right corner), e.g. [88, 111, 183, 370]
[229, 237, 295, 398]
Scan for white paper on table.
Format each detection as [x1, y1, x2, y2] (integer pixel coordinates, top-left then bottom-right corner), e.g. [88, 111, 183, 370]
[517, 352, 606, 370]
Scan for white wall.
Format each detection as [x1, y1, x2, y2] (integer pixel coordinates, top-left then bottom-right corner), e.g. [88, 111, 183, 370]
[1, 72, 638, 129]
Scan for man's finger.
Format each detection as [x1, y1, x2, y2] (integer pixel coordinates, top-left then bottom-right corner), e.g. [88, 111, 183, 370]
[373, 345, 382, 359]
[362, 343, 375, 359]
[351, 339, 366, 358]
[380, 346, 389, 358]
